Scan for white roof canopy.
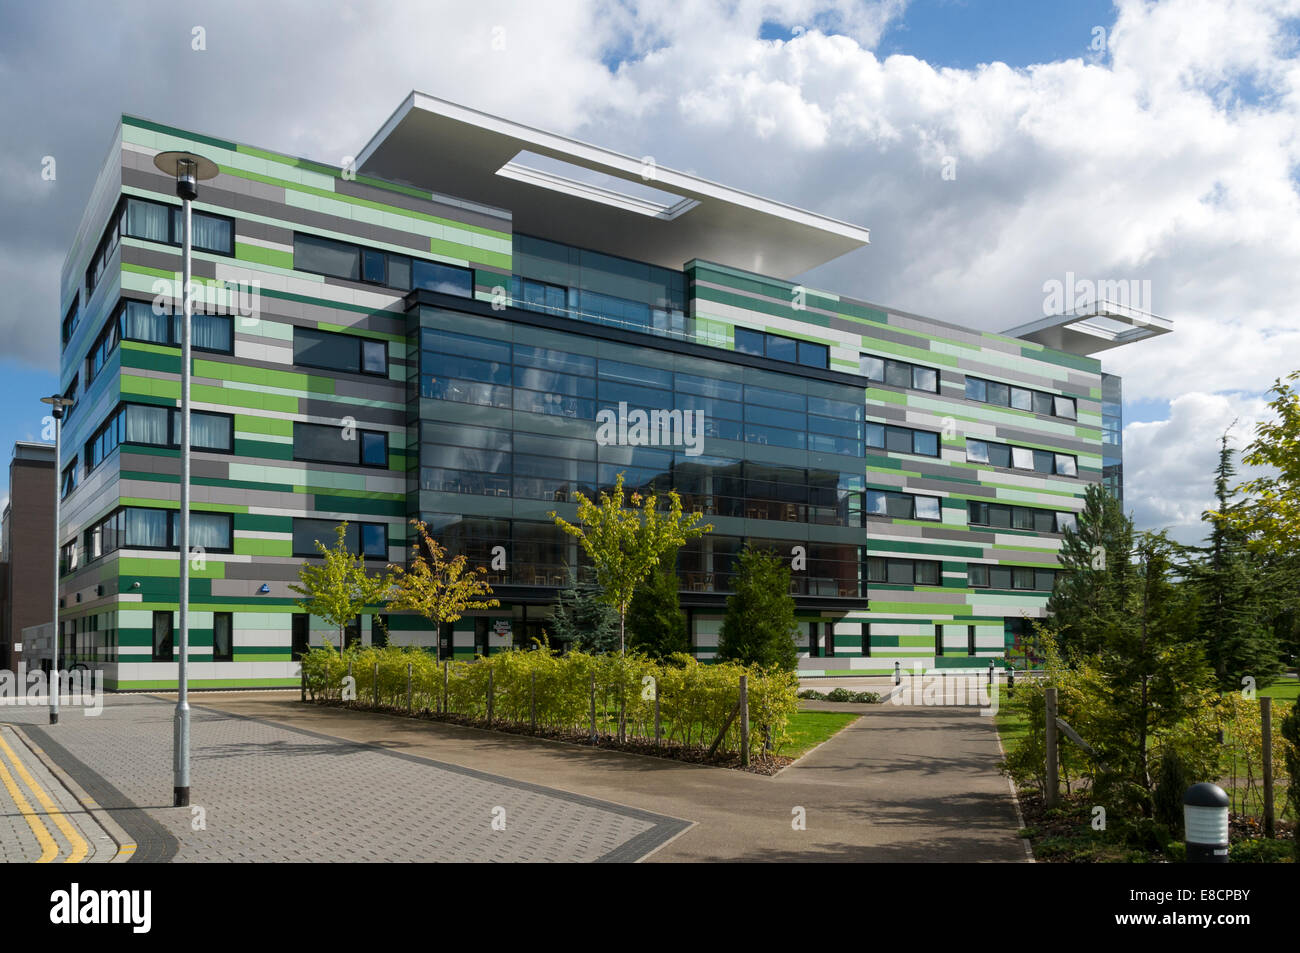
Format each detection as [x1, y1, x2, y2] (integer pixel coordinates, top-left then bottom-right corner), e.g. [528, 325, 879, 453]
[356, 92, 870, 278]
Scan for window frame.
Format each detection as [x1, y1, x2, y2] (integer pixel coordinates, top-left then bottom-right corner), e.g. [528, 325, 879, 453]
[292, 325, 390, 379]
[212, 612, 234, 662]
[964, 374, 1078, 421]
[292, 421, 390, 469]
[859, 353, 941, 393]
[291, 518, 390, 560]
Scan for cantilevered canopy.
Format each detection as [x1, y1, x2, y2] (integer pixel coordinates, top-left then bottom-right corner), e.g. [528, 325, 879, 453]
[1004, 300, 1173, 356]
[356, 92, 870, 279]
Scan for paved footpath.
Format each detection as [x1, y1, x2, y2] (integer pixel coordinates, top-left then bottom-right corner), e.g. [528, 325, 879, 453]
[0, 692, 1028, 863]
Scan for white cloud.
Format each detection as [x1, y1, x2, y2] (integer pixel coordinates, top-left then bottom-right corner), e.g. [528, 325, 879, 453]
[1122, 391, 1275, 543]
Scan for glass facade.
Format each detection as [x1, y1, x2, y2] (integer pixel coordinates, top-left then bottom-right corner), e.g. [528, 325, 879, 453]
[412, 303, 868, 599]
[511, 234, 688, 338]
[1101, 372, 1123, 506]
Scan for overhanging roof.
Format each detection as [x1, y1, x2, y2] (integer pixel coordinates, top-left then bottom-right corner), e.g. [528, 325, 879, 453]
[1003, 300, 1173, 355]
[356, 92, 870, 278]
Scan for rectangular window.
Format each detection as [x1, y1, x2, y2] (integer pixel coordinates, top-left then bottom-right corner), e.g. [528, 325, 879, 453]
[965, 375, 1077, 420]
[294, 233, 361, 280]
[118, 300, 232, 353]
[861, 622, 871, 657]
[212, 612, 234, 662]
[62, 297, 80, 347]
[968, 564, 989, 587]
[293, 326, 388, 377]
[967, 625, 976, 656]
[152, 611, 174, 662]
[292, 614, 310, 661]
[293, 421, 388, 467]
[734, 328, 764, 356]
[935, 624, 944, 657]
[292, 518, 388, 559]
[860, 354, 939, 393]
[60, 460, 78, 500]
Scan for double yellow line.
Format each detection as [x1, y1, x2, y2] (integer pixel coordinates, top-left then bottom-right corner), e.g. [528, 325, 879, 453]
[0, 730, 88, 863]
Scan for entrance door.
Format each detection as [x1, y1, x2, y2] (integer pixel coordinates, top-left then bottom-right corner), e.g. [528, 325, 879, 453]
[474, 617, 490, 658]
[809, 622, 821, 658]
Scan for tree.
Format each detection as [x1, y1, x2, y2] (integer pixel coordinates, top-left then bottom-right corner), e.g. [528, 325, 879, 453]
[1181, 432, 1284, 689]
[1219, 370, 1300, 558]
[289, 522, 392, 654]
[1082, 531, 1217, 817]
[626, 556, 689, 658]
[1046, 482, 1136, 656]
[551, 472, 711, 654]
[547, 584, 620, 654]
[716, 546, 798, 671]
[387, 519, 499, 649]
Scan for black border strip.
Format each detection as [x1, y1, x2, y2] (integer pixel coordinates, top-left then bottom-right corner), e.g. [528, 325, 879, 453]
[19, 724, 180, 863]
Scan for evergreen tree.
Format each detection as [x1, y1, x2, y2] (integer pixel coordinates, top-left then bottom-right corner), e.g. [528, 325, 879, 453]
[626, 558, 689, 658]
[547, 584, 620, 654]
[1046, 482, 1136, 656]
[716, 546, 798, 671]
[1182, 433, 1284, 689]
[1082, 531, 1217, 817]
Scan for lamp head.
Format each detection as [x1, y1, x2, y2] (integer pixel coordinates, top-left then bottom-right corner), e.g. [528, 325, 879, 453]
[153, 151, 219, 201]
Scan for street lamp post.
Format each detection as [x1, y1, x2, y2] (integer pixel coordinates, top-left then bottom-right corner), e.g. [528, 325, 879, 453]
[39, 394, 75, 725]
[153, 151, 219, 808]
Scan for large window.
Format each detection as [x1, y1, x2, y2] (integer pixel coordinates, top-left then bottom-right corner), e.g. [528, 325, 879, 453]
[293, 232, 472, 297]
[293, 421, 389, 467]
[292, 519, 388, 559]
[968, 563, 1058, 591]
[968, 500, 1078, 533]
[867, 489, 941, 521]
[116, 299, 233, 353]
[866, 423, 940, 457]
[966, 439, 1076, 476]
[965, 376, 1076, 420]
[293, 326, 388, 377]
[85, 403, 232, 474]
[88, 197, 234, 297]
[733, 328, 828, 369]
[859, 354, 939, 393]
[866, 557, 942, 586]
[420, 325, 863, 458]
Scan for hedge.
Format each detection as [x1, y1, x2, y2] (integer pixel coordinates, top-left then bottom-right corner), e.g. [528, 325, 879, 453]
[300, 643, 801, 758]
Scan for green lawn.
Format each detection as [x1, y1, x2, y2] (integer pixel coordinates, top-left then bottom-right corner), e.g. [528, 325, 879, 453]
[1260, 680, 1299, 701]
[994, 706, 1029, 752]
[781, 709, 860, 758]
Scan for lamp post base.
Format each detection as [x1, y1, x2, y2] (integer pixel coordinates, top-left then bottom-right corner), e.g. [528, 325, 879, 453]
[173, 787, 190, 808]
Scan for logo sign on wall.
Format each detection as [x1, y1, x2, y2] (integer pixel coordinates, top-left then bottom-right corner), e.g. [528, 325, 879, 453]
[493, 620, 512, 638]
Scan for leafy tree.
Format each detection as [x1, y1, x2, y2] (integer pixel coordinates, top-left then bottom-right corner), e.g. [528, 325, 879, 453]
[289, 522, 392, 653]
[1046, 482, 1137, 656]
[1181, 433, 1284, 689]
[717, 546, 798, 671]
[626, 556, 689, 658]
[387, 519, 499, 645]
[551, 472, 711, 654]
[547, 584, 620, 654]
[1219, 370, 1300, 557]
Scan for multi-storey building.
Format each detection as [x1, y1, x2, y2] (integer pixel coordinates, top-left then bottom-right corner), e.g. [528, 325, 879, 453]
[53, 93, 1168, 688]
[1, 442, 57, 671]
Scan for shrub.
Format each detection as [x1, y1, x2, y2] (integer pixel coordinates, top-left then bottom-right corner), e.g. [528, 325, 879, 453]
[826, 687, 853, 702]
[298, 643, 799, 759]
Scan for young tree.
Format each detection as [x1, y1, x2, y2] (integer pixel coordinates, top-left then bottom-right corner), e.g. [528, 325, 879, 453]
[716, 546, 799, 671]
[547, 584, 620, 654]
[387, 519, 499, 647]
[551, 472, 711, 654]
[1046, 482, 1136, 656]
[1083, 531, 1217, 817]
[289, 522, 392, 653]
[626, 557, 689, 658]
[1182, 433, 1284, 689]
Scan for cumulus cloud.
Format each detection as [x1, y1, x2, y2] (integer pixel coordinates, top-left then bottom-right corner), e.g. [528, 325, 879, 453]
[1123, 391, 1276, 544]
